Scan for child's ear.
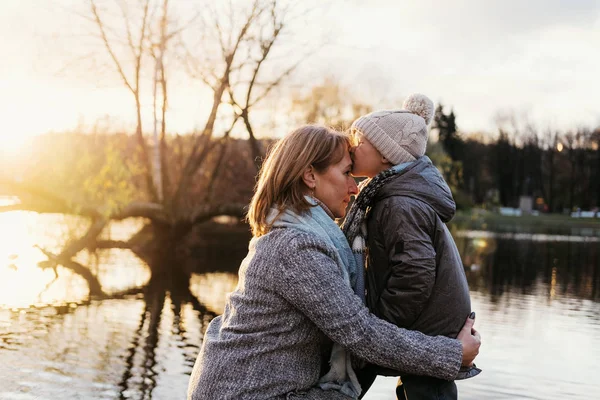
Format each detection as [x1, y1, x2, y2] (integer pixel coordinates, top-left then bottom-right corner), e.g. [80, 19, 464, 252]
[381, 155, 390, 164]
[301, 166, 316, 189]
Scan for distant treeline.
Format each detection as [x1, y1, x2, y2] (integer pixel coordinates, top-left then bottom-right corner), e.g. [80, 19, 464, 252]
[3, 110, 599, 215]
[1, 132, 271, 209]
[433, 105, 600, 212]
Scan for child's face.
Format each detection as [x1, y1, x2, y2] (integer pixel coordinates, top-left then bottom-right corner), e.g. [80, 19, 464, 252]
[351, 132, 388, 178]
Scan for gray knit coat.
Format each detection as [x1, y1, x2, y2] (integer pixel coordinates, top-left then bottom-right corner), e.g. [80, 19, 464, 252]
[187, 226, 463, 400]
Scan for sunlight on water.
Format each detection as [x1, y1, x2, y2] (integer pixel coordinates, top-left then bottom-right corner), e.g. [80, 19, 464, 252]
[0, 210, 148, 308]
[189, 272, 238, 314]
[0, 298, 146, 397]
[364, 291, 600, 400]
[1, 209, 599, 399]
[0, 211, 85, 308]
[0, 291, 215, 399]
[89, 249, 151, 293]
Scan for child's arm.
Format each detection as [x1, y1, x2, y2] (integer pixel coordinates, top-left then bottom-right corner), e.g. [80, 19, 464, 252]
[374, 197, 437, 328]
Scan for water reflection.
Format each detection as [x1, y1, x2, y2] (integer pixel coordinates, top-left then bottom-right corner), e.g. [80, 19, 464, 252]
[455, 232, 600, 302]
[189, 273, 238, 314]
[0, 211, 148, 308]
[364, 231, 600, 400]
[0, 285, 217, 399]
[0, 209, 221, 398]
[1, 211, 600, 399]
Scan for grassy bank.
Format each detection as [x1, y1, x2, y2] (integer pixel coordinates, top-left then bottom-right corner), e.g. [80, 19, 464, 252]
[452, 209, 600, 235]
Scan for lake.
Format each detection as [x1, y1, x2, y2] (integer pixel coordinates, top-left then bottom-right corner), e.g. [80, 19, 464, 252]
[1, 206, 599, 399]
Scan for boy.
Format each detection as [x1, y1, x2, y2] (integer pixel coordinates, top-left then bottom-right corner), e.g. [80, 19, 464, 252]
[343, 94, 479, 400]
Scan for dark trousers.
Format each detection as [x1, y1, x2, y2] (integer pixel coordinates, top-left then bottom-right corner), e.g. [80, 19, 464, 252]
[357, 365, 457, 400]
[356, 364, 378, 399]
[400, 375, 457, 400]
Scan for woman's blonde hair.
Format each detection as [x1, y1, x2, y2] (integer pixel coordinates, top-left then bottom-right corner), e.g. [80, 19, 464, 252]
[247, 125, 351, 237]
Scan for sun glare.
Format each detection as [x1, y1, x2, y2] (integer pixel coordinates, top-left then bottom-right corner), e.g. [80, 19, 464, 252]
[0, 127, 31, 155]
[0, 210, 89, 309]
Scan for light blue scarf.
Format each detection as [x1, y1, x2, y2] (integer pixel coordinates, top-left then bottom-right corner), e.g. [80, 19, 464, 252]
[267, 197, 362, 399]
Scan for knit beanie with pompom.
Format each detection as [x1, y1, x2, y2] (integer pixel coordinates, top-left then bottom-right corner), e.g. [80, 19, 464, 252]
[351, 93, 434, 165]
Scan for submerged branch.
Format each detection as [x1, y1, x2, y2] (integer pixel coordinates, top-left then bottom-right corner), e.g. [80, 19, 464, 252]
[188, 203, 247, 225]
[60, 218, 108, 260]
[36, 246, 106, 297]
[112, 202, 170, 224]
[95, 240, 132, 249]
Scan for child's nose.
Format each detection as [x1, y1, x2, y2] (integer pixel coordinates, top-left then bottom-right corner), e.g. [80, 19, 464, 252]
[349, 179, 358, 195]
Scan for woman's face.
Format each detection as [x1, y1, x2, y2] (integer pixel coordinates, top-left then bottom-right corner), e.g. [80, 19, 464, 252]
[351, 132, 387, 178]
[313, 149, 358, 218]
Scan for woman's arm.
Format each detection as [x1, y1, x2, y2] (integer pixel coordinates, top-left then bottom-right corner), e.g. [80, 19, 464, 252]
[273, 232, 465, 380]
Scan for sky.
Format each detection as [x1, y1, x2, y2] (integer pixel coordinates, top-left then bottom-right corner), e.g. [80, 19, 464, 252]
[319, 0, 600, 132]
[1, 0, 599, 153]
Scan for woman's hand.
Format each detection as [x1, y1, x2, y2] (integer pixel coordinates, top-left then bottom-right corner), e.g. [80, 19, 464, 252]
[457, 312, 481, 366]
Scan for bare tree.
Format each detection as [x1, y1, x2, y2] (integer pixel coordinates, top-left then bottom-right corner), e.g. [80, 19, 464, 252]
[171, 0, 264, 212]
[1, 0, 308, 297]
[541, 129, 560, 212]
[90, 0, 159, 202]
[290, 77, 372, 130]
[226, 0, 303, 169]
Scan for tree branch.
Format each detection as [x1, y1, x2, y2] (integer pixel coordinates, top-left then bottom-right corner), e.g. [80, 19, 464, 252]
[173, 1, 266, 207]
[187, 203, 247, 226]
[202, 115, 239, 203]
[95, 240, 132, 249]
[57, 218, 108, 261]
[116, 0, 136, 55]
[113, 201, 170, 223]
[36, 246, 106, 297]
[89, 0, 135, 93]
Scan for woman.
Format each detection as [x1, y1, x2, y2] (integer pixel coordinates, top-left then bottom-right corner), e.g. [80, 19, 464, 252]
[187, 125, 480, 400]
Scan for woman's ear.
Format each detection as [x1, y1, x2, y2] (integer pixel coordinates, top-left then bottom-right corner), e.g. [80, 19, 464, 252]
[301, 166, 316, 189]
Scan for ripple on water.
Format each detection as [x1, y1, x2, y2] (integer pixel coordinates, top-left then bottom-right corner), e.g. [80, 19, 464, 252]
[0, 299, 150, 399]
[2, 216, 600, 399]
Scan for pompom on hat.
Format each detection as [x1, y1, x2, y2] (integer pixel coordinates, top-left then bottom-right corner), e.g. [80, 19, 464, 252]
[351, 93, 435, 165]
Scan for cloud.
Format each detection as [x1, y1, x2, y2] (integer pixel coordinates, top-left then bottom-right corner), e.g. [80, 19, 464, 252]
[310, 1, 600, 131]
[2, 0, 598, 135]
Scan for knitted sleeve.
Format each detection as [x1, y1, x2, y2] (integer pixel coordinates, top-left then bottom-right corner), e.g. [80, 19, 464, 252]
[273, 230, 462, 381]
